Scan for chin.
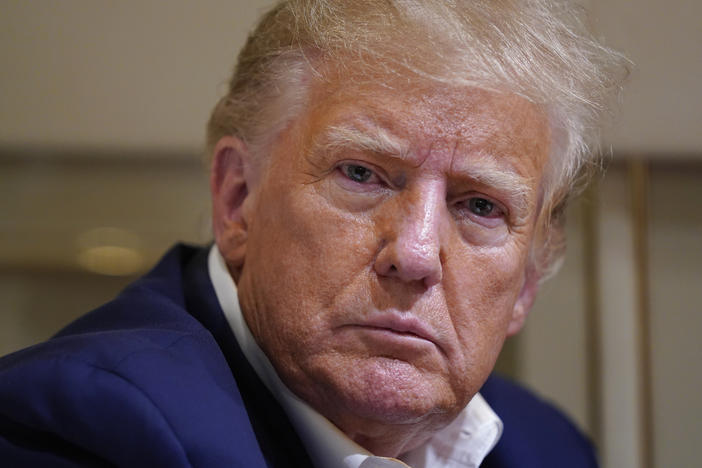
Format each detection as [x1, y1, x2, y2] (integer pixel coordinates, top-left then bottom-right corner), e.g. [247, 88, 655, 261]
[325, 356, 461, 426]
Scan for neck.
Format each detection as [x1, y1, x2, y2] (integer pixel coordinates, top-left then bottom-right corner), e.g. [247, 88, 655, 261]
[336, 412, 454, 458]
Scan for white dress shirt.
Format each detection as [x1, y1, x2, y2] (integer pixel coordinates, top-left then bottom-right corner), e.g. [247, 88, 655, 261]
[208, 246, 502, 468]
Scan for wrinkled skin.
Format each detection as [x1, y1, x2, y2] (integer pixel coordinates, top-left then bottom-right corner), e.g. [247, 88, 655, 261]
[211, 76, 550, 456]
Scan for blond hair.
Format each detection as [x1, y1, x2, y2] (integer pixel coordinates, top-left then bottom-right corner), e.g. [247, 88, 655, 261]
[207, 0, 629, 278]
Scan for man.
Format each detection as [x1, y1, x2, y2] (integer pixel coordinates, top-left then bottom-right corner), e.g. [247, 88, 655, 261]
[0, 1, 627, 466]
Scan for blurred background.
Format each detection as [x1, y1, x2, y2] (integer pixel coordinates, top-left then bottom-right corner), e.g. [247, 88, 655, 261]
[0, 1, 699, 467]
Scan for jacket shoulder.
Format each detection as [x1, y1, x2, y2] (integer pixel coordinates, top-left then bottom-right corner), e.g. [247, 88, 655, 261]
[481, 374, 598, 468]
[0, 245, 267, 467]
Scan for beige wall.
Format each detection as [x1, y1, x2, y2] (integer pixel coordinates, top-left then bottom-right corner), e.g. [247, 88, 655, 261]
[588, 0, 702, 155]
[0, 155, 210, 271]
[2, 0, 701, 155]
[647, 166, 702, 467]
[0, 0, 272, 152]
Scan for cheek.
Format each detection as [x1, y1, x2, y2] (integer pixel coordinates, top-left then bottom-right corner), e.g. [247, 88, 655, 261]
[243, 184, 378, 342]
[285, 188, 378, 283]
[443, 243, 527, 359]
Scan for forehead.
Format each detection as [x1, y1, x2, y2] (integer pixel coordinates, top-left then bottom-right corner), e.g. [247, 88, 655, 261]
[299, 75, 551, 177]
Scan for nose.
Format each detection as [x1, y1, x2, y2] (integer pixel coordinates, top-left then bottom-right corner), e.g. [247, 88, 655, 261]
[373, 185, 446, 289]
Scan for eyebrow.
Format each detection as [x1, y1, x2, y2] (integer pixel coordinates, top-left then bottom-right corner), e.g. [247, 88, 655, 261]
[316, 122, 410, 159]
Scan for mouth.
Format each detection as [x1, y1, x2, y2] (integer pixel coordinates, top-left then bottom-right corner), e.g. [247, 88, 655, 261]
[342, 312, 444, 354]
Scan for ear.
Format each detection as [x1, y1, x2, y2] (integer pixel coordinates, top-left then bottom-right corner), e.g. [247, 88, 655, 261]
[506, 267, 540, 336]
[210, 136, 255, 278]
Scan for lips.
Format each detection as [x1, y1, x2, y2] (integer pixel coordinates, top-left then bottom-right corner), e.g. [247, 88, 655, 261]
[348, 312, 442, 350]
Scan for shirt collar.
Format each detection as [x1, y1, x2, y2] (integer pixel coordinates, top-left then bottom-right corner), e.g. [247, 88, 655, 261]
[208, 245, 502, 468]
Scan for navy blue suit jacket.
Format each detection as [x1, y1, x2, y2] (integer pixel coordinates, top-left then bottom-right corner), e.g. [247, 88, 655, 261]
[0, 245, 597, 467]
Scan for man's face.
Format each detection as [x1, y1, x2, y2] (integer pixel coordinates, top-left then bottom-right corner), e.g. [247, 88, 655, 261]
[226, 77, 550, 447]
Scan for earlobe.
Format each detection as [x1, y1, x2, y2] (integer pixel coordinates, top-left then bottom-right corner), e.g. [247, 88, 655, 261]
[506, 268, 540, 336]
[210, 136, 254, 277]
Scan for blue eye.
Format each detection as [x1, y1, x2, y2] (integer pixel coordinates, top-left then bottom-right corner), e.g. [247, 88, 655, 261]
[468, 197, 496, 217]
[343, 164, 374, 183]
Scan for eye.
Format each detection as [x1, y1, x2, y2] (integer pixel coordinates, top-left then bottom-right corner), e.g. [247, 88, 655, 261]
[454, 195, 506, 225]
[468, 197, 498, 217]
[341, 163, 376, 184]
